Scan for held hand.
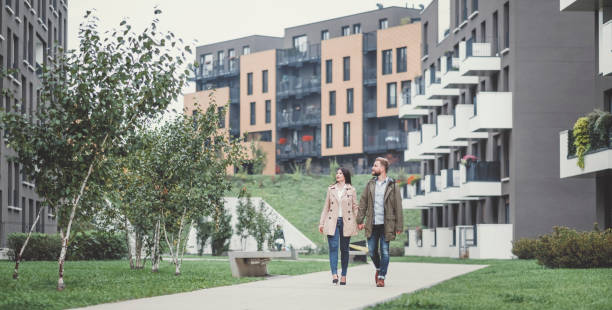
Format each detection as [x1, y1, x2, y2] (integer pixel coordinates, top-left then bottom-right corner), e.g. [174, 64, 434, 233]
[319, 225, 324, 233]
[358, 224, 365, 230]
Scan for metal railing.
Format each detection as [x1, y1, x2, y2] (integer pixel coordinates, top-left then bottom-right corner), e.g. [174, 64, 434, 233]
[567, 128, 612, 158]
[363, 99, 376, 118]
[466, 161, 501, 182]
[276, 108, 321, 128]
[277, 76, 321, 99]
[465, 36, 502, 58]
[363, 130, 407, 153]
[277, 44, 321, 66]
[363, 32, 377, 52]
[363, 68, 377, 86]
[277, 141, 321, 159]
[194, 58, 240, 81]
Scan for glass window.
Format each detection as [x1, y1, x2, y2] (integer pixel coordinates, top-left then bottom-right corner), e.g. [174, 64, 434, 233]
[343, 122, 350, 147]
[326, 124, 333, 148]
[342, 26, 350, 36]
[379, 18, 388, 29]
[396, 47, 407, 73]
[329, 91, 336, 116]
[262, 70, 268, 93]
[382, 50, 392, 75]
[247, 72, 253, 95]
[347, 88, 354, 113]
[228, 49, 236, 70]
[250, 102, 256, 125]
[321, 30, 329, 41]
[293, 35, 307, 53]
[343, 56, 350, 81]
[265, 100, 271, 124]
[217, 51, 224, 68]
[353, 24, 361, 34]
[242, 45, 250, 55]
[387, 82, 397, 108]
[401, 81, 411, 105]
[325, 59, 332, 83]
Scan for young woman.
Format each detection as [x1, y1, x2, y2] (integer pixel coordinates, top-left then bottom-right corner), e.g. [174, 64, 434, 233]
[318, 167, 359, 285]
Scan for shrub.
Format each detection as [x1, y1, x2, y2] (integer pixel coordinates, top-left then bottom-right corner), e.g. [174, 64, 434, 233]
[511, 238, 538, 259]
[535, 226, 612, 268]
[7, 231, 126, 261]
[389, 246, 405, 257]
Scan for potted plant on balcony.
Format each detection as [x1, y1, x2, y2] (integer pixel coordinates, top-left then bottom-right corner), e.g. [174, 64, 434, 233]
[460, 154, 478, 166]
[278, 138, 287, 145]
[408, 174, 421, 185]
[301, 135, 313, 142]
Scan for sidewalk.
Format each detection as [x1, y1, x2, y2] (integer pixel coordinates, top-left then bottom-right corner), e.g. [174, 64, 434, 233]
[74, 262, 487, 310]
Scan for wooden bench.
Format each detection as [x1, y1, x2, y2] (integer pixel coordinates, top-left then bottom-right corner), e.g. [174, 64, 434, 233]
[228, 249, 298, 278]
[348, 244, 368, 263]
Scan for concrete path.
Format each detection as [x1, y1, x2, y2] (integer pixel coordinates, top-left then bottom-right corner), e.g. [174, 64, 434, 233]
[75, 262, 487, 310]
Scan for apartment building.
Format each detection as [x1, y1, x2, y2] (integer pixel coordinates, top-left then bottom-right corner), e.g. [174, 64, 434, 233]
[401, 0, 607, 259]
[184, 6, 422, 175]
[559, 0, 612, 230]
[0, 0, 68, 248]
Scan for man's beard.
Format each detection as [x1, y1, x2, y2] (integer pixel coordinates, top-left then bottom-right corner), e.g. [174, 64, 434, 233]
[372, 171, 380, 176]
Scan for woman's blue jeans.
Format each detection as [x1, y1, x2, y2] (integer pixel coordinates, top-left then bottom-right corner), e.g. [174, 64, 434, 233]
[328, 217, 351, 276]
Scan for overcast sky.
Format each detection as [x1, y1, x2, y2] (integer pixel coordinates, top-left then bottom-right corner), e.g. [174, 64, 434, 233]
[68, 0, 432, 116]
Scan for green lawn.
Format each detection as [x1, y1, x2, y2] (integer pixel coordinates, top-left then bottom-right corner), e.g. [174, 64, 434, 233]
[368, 256, 612, 310]
[0, 258, 331, 310]
[229, 173, 421, 250]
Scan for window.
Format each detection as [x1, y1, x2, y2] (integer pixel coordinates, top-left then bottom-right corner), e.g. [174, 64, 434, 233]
[293, 35, 307, 53]
[396, 47, 407, 73]
[329, 91, 336, 116]
[265, 100, 271, 124]
[342, 26, 350, 36]
[228, 49, 236, 70]
[503, 66, 509, 91]
[343, 122, 350, 147]
[218, 107, 225, 128]
[353, 24, 361, 34]
[382, 50, 392, 75]
[503, 2, 510, 49]
[493, 11, 499, 53]
[379, 18, 388, 29]
[346, 88, 354, 113]
[326, 124, 333, 148]
[217, 51, 224, 68]
[423, 23, 429, 55]
[250, 102, 256, 125]
[605, 89, 612, 112]
[480, 21, 486, 43]
[242, 45, 250, 55]
[321, 30, 329, 41]
[455, 0, 460, 27]
[387, 82, 397, 108]
[262, 70, 268, 93]
[247, 73, 253, 95]
[343, 56, 350, 81]
[401, 81, 411, 105]
[202, 53, 213, 73]
[472, 0, 478, 12]
[325, 59, 332, 83]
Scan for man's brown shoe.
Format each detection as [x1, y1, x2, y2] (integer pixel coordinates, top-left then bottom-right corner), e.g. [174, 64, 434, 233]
[374, 270, 379, 283]
[376, 278, 385, 287]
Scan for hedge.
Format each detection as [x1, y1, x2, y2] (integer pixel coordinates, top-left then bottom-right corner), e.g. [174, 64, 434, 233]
[7, 231, 127, 261]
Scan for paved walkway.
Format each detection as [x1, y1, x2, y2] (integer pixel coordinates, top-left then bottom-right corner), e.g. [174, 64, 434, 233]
[75, 262, 487, 310]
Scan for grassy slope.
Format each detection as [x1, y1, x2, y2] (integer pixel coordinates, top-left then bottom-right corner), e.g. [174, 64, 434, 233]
[368, 257, 612, 310]
[0, 259, 331, 310]
[228, 173, 421, 250]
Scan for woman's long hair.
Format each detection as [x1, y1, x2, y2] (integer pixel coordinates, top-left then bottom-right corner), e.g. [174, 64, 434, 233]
[334, 167, 352, 185]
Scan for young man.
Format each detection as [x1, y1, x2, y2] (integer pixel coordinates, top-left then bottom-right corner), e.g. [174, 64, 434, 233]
[356, 157, 403, 287]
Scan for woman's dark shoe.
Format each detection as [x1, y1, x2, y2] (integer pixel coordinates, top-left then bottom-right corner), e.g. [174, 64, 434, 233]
[332, 275, 338, 284]
[340, 276, 347, 285]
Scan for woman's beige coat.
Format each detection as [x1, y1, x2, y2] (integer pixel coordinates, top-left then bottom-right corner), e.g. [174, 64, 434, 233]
[319, 183, 359, 237]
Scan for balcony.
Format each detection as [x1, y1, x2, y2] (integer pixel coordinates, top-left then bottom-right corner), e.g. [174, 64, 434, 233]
[363, 130, 407, 153]
[229, 87, 240, 104]
[399, 95, 429, 119]
[363, 99, 377, 118]
[277, 108, 321, 129]
[363, 32, 377, 52]
[194, 58, 240, 82]
[459, 161, 502, 197]
[277, 141, 321, 160]
[277, 76, 321, 99]
[426, 82, 461, 99]
[404, 131, 435, 161]
[601, 21, 612, 76]
[420, 124, 451, 155]
[459, 38, 501, 76]
[468, 92, 512, 132]
[431, 115, 469, 149]
[560, 129, 612, 178]
[412, 93, 443, 109]
[363, 67, 376, 86]
[441, 57, 479, 89]
[448, 104, 488, 141]
[277, 44, 321, 67]
[229, 117, 240, 136]
[560, 0, 599, 11]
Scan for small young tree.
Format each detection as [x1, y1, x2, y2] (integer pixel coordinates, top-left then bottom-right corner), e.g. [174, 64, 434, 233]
[235, 194, 256, 250]
[250, 200, 276, 251]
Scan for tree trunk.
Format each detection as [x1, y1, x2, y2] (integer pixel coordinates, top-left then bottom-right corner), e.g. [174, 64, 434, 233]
[179, 220, 192, 273]
[125, 219, 134, 270]
[151, 219, 161, 273]
[13, 206, 44, 279]
[134, 231, 144, 269]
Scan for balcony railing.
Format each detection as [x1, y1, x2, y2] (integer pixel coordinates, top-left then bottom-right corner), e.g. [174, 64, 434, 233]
[567, 129, 612, 158]
[229, 87, 240, 104]
[194, 58, 240, 81]
[277, 76, 321, 99]
[364, 99, 377, 118]
[277, 141, 321, 159]
[277, 108, 321, 128]
[466, 161, 501, 182]
[363, 67, 376, 86]
[363, 32, 377, 52]
[277, 44, 321, 67]
[363, 130, 407, 153]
